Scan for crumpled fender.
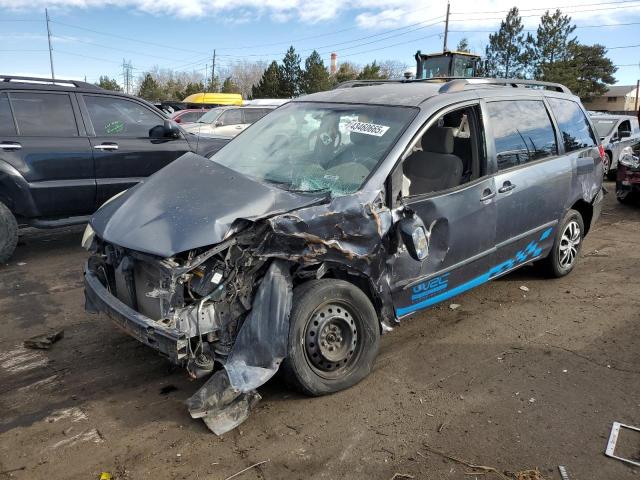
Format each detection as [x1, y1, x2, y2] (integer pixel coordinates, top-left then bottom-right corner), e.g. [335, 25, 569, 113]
[186, 259, 293, 435]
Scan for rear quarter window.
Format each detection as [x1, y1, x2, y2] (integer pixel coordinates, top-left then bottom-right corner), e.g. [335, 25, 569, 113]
[547, 98, 597, 152]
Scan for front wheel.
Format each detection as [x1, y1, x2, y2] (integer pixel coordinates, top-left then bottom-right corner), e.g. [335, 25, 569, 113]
[540, 209, 584, 278]
[281, 279, 380, 396]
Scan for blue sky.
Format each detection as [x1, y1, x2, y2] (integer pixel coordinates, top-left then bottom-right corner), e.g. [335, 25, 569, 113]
[1, 0, 639, 88]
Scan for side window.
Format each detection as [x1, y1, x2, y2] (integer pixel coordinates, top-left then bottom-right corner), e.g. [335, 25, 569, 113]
[0, 93, 16, 135]
[220, 109, 242, 125]
[402, 105, 485, 196]
[84, 95, 163, 137]
[547, 98, 597, 152]
[10, 92, 78, 136]
[243, 108, 269, 124]
[486, 100, 557, 170]
[618, 120, 632, 137]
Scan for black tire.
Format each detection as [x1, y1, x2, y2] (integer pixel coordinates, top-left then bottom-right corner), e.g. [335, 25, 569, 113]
[281, 279, 380, 396]
[603, 153, 613, 179]
[541, 209, 584, 278]
[0, 201, 18, 264]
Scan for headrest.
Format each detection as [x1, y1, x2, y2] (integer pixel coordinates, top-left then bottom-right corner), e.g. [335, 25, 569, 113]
[422, 127, 455, 154]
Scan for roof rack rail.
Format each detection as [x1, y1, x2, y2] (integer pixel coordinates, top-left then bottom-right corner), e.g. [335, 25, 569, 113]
[0, 75, 102, 90]
[334, 79, 412, 89]
[438, 77, 571, 94]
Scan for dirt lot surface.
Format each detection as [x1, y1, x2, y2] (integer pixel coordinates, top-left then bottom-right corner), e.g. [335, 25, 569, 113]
[1, 181, 639, 480]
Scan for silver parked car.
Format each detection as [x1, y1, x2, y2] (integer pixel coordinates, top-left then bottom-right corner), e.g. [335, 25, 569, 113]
[182, 105, 276, 137]
[591, 114, 640, 179]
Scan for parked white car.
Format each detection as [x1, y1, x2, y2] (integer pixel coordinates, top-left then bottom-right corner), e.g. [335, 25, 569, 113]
[591, 114, 640, 179]
[182, 105, 276, 137]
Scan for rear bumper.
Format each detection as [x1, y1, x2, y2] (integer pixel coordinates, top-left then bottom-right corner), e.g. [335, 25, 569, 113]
[84, 264, 188, 364]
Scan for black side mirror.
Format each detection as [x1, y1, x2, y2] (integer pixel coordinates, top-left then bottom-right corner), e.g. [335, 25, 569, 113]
[149, 121, 181, 139]
[398, 215, 429, 261]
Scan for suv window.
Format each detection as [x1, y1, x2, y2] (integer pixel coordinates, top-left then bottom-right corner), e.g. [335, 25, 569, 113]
[10, 92, 78, 136]
[84, 95, 163, 137]
[0, 93, 16, 135]
[487, 100, 557, 170]
[243, 108, 270, 124]
[547, 98, 596, 152]
[220, 109, 242, 125]
[618, 120, 632, 137]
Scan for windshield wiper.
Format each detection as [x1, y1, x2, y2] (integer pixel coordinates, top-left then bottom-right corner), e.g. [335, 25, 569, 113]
[284, 187, 332, 194]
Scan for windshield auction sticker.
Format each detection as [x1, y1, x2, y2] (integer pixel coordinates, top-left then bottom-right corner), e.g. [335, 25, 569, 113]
[346, 121, 390, 137]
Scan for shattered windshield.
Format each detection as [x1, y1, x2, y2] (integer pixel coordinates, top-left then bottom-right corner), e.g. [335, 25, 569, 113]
[593, 119, 616, 138]
[211, 102, 417, 196]
[197, 107, 224, 124]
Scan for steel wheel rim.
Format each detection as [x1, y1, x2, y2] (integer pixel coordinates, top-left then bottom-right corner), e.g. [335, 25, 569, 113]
[304, 301, 360, 379]
[559, 220, 581, 268]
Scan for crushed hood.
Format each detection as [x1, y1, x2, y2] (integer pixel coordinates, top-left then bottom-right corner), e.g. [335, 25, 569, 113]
[90, 153, 320, 257]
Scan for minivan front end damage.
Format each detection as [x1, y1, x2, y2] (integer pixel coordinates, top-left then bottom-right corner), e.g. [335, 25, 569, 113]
[84, 187, 395, 434]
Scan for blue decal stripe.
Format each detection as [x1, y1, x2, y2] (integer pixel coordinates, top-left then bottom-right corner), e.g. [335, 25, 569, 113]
[411, 283, 448, 301]
[395, 227, 554, 318]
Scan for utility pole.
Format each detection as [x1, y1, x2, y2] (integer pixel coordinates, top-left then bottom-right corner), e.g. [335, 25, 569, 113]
[45, 8, 55, 80]
[635, 79, 639, 112]
[212, 50, 216, 84]
[204, 64, 209, 91]
[443, 1, 450, 53]
[121, 59, 132, 94]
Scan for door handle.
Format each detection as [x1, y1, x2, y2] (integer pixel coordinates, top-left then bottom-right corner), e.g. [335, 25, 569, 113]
[0, 142, 22, 150]
[94, 143, 119, 151]
[480, 188, 496, 202]
[498, 181, 517, 193]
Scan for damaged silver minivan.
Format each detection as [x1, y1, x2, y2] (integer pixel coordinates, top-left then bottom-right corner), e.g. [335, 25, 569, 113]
[84, 78, 604, 434]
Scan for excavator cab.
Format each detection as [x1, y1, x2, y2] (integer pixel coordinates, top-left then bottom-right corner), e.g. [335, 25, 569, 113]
[415, 51, 481, 79]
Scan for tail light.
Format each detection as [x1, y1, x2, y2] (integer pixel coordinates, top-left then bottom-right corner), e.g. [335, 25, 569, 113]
[175, 118, 182, 123]
[598, 144, 605, 159]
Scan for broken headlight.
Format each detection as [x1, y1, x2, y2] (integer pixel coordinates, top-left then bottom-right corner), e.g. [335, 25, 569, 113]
[81, 224, 95, 251]
[619, 147, 640, 169]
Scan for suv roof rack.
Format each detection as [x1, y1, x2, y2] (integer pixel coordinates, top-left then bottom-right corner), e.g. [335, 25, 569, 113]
[437, 77, 571, 94]
[334, 77, 571, 94]
[0, 75, 102, 90]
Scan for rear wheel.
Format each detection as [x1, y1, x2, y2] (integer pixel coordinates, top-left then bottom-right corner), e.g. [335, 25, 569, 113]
[0, 202, 18, 263]
[541, 209, 584, 278]
[602, 153, 612, 179]
[281, 279, 380, 396]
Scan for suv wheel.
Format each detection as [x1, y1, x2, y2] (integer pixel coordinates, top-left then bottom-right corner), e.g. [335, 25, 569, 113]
[541, 209, 584, 278]
[281, 279, 380, 396]
[602, 153, 611, 178]
[0, 202, 18, 263]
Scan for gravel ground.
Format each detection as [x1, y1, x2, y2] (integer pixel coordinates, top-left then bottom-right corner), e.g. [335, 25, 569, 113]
[0, 181, 638, 480]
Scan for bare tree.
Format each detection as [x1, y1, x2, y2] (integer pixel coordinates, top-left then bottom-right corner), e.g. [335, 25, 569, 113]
[379, 60, 410, 79]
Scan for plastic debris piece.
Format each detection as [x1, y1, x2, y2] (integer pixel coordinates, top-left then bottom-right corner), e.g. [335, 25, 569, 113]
[449, 303, 461, 310]
[519, 285, 530, 292]
[99, 473, 112, 480]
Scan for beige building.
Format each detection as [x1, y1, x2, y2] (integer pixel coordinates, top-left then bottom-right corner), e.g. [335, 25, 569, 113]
[584, 85, 639, 113]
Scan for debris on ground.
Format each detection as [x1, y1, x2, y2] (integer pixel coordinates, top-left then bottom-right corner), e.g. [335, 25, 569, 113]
[160, 385, 178, 395]
[519, 286, 530, 292]
[390, 474, 414, 480]
[605, 421, 640, 467]
[421, 444, 547, 480]
[99, 473, 112, 480]
[223, 460, 269, 480]
[24, 330, 64, 350]
[558, 465, 570, 480]
[449, 303, 461, 310]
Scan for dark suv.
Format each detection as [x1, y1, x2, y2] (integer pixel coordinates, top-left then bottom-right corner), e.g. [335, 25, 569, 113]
[83, 77, 604, 434]
[0, 75, 228, 262]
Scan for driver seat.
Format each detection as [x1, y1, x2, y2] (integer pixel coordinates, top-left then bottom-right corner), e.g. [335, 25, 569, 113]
[404, 127, 463, 195]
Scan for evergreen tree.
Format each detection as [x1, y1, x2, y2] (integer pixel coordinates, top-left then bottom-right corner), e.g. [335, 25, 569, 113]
[278, 46, 302, 98]
[554, 44, 616, 99]
[484, 7, 530, 78]
[96, 76, 121, 91]
[251, 61, 282, 98]
[334, 62, 359, 84]
[137, 73, 162, 101]
[221, 77, 241, 94]
[302, 50, 331, 94]
[207, 76, 220, 93]
[456, 38, 471, 53]
[184, 82, 204, 97]
[533, 9, 578, 80]
[357, 61, 384, 80]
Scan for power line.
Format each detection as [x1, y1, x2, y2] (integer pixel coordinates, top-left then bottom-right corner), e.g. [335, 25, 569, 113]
[449, 3, 640, 22]
[449, 21, 640, 34]
[451, 0, 640, 15]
